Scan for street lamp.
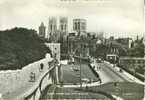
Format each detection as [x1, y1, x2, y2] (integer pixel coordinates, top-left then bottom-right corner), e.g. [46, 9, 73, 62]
[79, 52, 82, 88]
[79, 41, 82, 89]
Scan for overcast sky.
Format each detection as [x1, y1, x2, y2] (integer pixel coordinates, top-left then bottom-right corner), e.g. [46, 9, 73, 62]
[0, 0, 144, 38]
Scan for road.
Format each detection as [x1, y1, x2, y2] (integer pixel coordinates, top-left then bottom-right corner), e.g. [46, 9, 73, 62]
[96, 62, 128, 83]
[40, 85, 113, 100]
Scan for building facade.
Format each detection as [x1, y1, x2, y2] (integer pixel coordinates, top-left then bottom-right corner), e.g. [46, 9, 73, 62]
[67, 33, 93, 58]
[45, 43, 61, 84]
[48, 17, 57, 40]
[38, 22, 46, 38]
[106, 43, 120, 63]
[59, 17, 68, 34]
[116, 38, 133, 49]
[59, 17, 68, 55]
[73, 19, 86, 36]
[45, 43, 60, 62]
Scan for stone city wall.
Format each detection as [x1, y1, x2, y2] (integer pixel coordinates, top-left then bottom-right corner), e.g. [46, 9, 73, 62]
[0, 57, 51, 97]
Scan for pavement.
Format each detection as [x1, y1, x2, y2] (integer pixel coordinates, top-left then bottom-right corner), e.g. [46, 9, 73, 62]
[103, 61, 145, 85]
[57, 81, 101, 88]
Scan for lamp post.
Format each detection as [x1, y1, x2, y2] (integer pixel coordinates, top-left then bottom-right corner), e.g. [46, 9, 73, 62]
[79, 41, 82, 89]
[54, 53, 59, 84]
[80, 53, 82, 88]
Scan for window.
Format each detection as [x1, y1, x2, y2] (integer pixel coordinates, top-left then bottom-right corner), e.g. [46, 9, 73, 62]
[75, 23, 77, 30]
[50, 25, 52, 30]
[61, 25, 63, 30]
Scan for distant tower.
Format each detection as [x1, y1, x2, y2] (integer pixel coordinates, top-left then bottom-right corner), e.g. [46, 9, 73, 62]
[39, 22, 46, 38]
[59, 17, 68, 34]
[128, 39, 132, 48]
[73, 19, 86, 36]
[48, 17, 57, 37]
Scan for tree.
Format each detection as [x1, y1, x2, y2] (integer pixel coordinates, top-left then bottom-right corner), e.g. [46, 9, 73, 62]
[0, 27, 51, 70]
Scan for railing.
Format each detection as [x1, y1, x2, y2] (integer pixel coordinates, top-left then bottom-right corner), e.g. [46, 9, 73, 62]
[23, 65, 55, 100]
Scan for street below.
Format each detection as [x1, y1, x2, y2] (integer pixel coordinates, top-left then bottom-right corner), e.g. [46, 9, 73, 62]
[40, 59, 144, 100]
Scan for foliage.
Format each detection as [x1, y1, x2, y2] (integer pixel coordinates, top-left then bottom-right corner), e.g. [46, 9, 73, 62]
[95, 44, 109, 59]
[127, 40, 144, 57]
[0, 27, 51, 70]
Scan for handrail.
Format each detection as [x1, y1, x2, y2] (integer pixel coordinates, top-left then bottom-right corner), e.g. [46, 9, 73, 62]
[24, 65, 55, 100]
[39, 66, 55, 93]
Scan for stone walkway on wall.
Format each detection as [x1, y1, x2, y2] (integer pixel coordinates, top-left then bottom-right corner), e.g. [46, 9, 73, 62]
[0, 56, 53, 100]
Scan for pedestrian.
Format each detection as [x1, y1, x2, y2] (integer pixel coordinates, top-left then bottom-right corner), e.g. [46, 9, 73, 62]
[99, 78, 102, 84]
[30, 72, 35, 82]
[39, 63, 44, 72]
[86, 85, 88, 90]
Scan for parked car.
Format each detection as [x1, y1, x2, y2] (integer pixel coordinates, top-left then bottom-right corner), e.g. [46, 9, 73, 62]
[73, 67, 80, 71]
[81, 78, 90, 83]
